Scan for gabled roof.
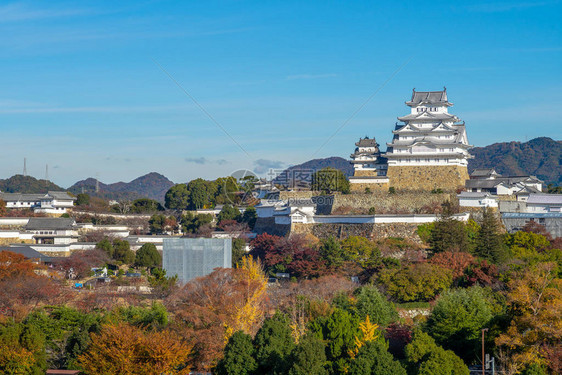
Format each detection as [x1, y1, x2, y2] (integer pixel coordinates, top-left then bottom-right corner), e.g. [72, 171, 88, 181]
[0, 193, 44, 202]
[47, 191, 76, 201]
[1, 245, 53, 262]
[355, 137, 379, 148]
[527, 194, 562, 205]
[471, 168, 500, 178]
[406, 88, 452, 106]
[26, 218, 77, 230]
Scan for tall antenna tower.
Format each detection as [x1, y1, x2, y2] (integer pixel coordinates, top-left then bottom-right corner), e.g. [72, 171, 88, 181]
[23, 158, 27, 177]
[45, 164, 49, 186]
[95, 173, 100, 193]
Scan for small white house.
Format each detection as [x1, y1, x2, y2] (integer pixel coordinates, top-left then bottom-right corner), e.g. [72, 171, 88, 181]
[457, 192, 498, 208]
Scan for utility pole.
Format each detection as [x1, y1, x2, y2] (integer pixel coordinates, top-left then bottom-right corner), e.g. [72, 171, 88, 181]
[482, 328, 489, 375]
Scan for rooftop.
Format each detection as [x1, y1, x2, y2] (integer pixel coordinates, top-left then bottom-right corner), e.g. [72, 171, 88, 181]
[26, 217, 77, 230]
[527, 194, 562, 205]
[355, 137, 379, 148]
[406, 88, 451, 106]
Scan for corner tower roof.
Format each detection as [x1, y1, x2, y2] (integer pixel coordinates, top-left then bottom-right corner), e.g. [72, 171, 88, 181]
[406, 87, 452, 107]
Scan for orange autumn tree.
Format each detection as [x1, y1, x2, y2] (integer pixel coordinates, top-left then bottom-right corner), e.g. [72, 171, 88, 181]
[495, 262, 562, 374]
[166, 258, 268, 371]
[78, 323, 192, 375]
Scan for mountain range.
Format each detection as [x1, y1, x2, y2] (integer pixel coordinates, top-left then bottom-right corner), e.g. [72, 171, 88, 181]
[1, 138, 559, 200]
[67, 172, 175, 202]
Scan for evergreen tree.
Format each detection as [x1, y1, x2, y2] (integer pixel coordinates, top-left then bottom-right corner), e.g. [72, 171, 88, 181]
[215, 331, 257, 375]
[287, 334, 328, 375]
[134, 243, 162, 270]
[348, 340, 407, 375]
[165, 184, 190, 210]
[218, 204, 242, 224]
[319, 236, 347, 269]
[429, 201, 470, 253]
[241, 207, 257, 229]
[311, 167, 350, 194]
[253, 313, 295, 374]
[474, 207, 507, 263]
[405, 331, 469, 375]
[353, 286, 398, 327]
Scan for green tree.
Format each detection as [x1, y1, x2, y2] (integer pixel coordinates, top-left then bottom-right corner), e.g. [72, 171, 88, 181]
[112, 238, 135, 264]
[232, 238, 247, 267]
[341, 236, 380, 268]
[76, 193, 90, 206]
[319, 236, 347, 270]
[130, 198, 163, 213]
[253, 313, 295, 374]
[287, 334, 328, 375]
[165, 184, 190, 210]
[311, 309, 358, 373]
[474, 207, 507, 263]
[96, 238, 114, 258]
[353, 286, 398, 327]
[348, 340, 407, 375]
[215, 331, 257, 375]
[378, 263, 452, 302]
[429, 202, 470, 253]
[241, 207, 257, 229]
[312, 167, 350, 194]
[405, 331, 469, 375]
[134, 243, 162, 270]
[187, 178, 212, 209]
[149, 214, 167, 234]
[425, 286, 494, 361]
[218, 204, 241, 224]
[113, 303, 168, 328]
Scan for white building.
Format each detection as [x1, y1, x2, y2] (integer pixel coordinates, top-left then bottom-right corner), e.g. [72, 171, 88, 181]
[350, 137, 387, 176]
[0, 191, 76, 214]
[385, 88, 472, 167]
[457, 192, 498, 208]
[525, 194, 562, 213]
[25, 217, 79, 245]
[465, 168, 543, 196]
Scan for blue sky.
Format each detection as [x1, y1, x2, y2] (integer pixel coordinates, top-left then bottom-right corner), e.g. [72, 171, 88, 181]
[1, 0, 561, 187]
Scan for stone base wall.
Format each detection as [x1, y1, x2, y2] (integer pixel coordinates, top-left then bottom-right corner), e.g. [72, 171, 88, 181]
[386, 165, 469, 191]
[349, 182, 389, 193]
[0, 238, 34, 246]
[332, 192, 456, 215]
[353, 170, 378, 177]
[292, 222, 423, 244]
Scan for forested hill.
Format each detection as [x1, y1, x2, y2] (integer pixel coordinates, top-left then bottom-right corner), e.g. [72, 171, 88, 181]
[0, 175, 64, 193]
[468, 137, 561, 185]
[273, 156, 354, 186]
[68, 172, 175, 202]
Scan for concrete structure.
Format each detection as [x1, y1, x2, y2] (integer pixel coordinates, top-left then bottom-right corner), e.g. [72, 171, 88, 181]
[162, 238, 231, 283]
[385, 88, 472, 191]
[0, 191, 76, 214]
[502, 213, 562, 238]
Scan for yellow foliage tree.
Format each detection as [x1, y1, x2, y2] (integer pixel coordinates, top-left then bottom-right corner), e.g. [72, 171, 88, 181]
[348, 315, 379, 358]
[0, 345, 36, 375]
[495, 262, 562, 374]
[78, 323, 193, 375]
[224, 256, 268, 342]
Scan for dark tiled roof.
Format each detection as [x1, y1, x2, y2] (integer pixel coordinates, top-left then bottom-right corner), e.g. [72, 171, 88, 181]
[406, 88, 449, 104]
[355, 137, 379, 148]
[26, 218, 76, 230]
[1, 245, 53, 262]
[470, 168, 499, 177]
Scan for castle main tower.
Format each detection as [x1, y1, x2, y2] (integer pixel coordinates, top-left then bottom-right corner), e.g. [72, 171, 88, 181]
[385, 88, 472, 191]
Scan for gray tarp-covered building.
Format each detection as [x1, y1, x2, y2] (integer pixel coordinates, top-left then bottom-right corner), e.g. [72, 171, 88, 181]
[162, 238, 231, 283]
